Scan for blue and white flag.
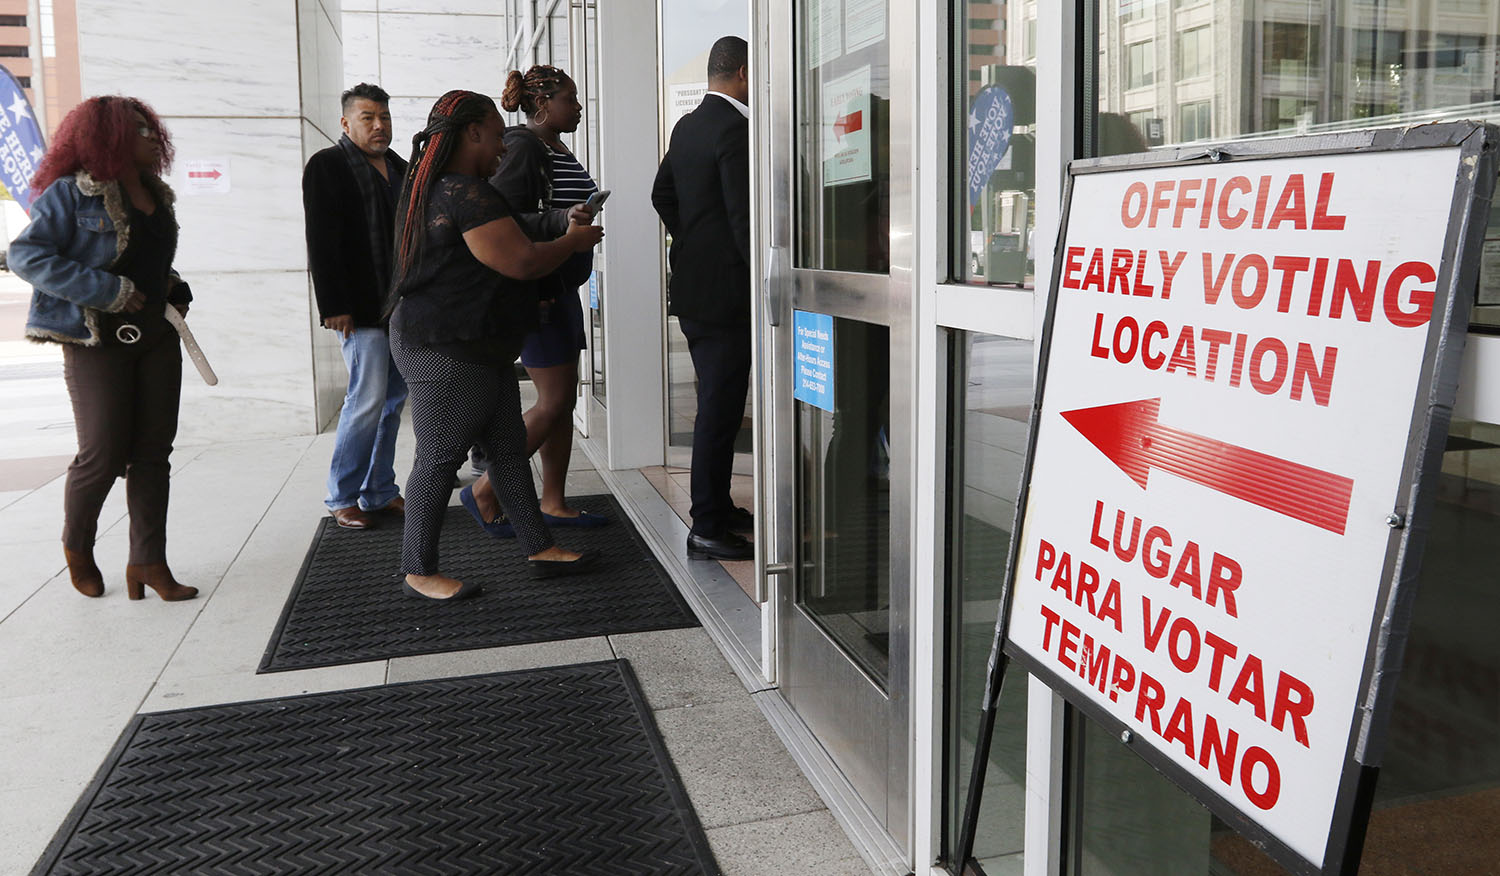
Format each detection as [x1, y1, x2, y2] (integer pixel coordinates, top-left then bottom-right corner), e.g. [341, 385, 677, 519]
[0, 65, 46, 212]
[967, 85, 1014, 209]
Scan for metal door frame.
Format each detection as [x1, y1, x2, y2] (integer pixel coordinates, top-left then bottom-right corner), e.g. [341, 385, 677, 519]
[756, 0, 917, 854]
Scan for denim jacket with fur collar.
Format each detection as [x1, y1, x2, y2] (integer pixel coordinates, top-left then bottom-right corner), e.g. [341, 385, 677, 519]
[9, 171, 191, 346]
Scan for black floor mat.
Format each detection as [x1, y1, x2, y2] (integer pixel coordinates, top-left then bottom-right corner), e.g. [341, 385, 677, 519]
[259, 495, 697, 672]
[32, 661, 718, 876]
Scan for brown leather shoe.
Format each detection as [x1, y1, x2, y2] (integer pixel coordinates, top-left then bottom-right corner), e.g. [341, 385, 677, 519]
[124, 563, 198, 601]
[64, 547, 104, 598]
[376, 496, 405, 516]
[330, 506, 375, 529]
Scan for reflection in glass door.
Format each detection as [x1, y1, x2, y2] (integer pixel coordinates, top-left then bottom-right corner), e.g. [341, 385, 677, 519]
[659, 1, 752, 469]
[763, 0, 911, 852]
[797, 319, 891, 686]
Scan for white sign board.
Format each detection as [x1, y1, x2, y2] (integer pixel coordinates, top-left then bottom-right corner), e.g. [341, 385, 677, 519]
[182, 159, 231, 195]
[1003, 130, 1494, 874]
[821, 65, 871, 186]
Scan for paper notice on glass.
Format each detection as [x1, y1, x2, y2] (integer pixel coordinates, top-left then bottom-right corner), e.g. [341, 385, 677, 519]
[822, 65, 872, 186]
[668, 82, 708, 131]
[1480, 239, 1500, 305]
[815, 0, 843, 67]
[844, 0, 885, 53]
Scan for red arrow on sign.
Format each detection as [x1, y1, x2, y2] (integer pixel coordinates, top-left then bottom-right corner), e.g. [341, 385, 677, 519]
[1060, 397, 1354, 535]
[833, 110, 862, 140]
[188, 169, 222, 180]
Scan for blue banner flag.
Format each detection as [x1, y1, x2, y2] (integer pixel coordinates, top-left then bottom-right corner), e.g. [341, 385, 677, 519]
[0, 65, 46, 212]
[967, 85, 1014, 209]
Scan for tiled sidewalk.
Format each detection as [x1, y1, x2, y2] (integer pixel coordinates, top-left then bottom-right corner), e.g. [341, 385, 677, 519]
[0, 410, 875, 874]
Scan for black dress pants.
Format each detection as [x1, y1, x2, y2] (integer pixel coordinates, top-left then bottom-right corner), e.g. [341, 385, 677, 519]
[678, 316, 751, 537]
[61, 328, 182, 564]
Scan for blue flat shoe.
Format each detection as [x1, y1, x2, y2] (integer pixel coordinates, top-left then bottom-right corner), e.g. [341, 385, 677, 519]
[458, 485, 515, 538]
[541, 510, 610, 528]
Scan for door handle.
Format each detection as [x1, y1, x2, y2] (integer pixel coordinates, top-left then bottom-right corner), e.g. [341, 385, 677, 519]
[763, 244, 785, 327]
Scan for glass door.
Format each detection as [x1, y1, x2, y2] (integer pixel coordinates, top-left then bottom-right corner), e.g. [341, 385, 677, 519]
[760, 0, 912, 850]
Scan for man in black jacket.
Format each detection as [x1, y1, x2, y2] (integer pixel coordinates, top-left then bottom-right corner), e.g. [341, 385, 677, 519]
[304, 84, 410, 530]
[652, 37, 754, 561]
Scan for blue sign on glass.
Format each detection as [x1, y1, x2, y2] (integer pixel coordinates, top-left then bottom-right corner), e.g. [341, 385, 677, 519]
[588, 271, 599, 310]
[967, 84, 1013, 209]
[792, 310, 834, 412]
[0, 65, 46, 212]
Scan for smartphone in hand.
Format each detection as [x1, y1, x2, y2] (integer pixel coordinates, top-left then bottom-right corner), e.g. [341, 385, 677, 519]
[583, 189, 611, 211]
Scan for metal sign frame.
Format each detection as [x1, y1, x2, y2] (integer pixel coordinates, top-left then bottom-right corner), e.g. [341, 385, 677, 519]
[956, 121, 1499, 876]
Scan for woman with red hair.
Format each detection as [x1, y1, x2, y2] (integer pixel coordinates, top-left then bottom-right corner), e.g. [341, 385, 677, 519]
[8, 95, 198, 602]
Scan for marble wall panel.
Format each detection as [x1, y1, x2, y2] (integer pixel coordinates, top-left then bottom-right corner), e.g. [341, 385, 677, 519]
[75, 0, 299, 117]
[377, 12, 507, 99]
[318, 0, 343, 40]
[298, 0, 345, 141]
[343, 0, 375, 10]
[163, 117, 307, 275]
[177, 270, 319, 445]
[380, 0, 511, 16]
[342, 12, 382, 87]
[299, 119, 346, 429]
[387, 96, 439, 147]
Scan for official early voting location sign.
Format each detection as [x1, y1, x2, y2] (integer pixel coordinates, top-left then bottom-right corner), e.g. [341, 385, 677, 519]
[960, 124, 1499, 876]
[0, 66, 47, 212]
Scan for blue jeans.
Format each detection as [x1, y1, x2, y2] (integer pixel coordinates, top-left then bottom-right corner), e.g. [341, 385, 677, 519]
[325, 328, 408, 511]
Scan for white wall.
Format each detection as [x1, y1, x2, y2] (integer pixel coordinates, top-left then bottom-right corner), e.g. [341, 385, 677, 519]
[342, 0, 511, 153]
[75, 0, 346, 442]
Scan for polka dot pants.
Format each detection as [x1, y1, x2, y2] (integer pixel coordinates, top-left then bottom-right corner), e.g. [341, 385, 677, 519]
[390, 325, 553, 574]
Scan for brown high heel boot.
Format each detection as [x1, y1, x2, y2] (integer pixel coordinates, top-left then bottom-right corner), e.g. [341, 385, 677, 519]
[64, 547, 104, 598]
[124, 563, 198, 602]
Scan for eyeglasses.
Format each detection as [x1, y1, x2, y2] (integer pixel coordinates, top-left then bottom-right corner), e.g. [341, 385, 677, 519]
[136, 125, 156, 139]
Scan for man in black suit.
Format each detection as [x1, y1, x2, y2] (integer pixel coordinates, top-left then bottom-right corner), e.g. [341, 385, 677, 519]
[652, 36, 754, 561]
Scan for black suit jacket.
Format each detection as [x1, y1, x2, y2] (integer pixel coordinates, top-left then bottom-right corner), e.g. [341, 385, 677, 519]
[302, 145, 408, 328]
[652, 94, 751, 327]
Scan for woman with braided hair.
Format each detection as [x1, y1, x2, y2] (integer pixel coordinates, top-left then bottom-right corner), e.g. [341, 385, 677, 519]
[462, 64, 605, 532]
[387, 89, 603, 600]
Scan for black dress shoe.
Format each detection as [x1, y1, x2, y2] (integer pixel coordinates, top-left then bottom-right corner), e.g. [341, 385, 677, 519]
[528, 550, 596, 579]
[726, 506, 754, 533]
[687, 530, 753, 561]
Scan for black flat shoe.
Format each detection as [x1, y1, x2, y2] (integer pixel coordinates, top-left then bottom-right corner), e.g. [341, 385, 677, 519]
[401, 579, 483, 601]
[527, 551, 596, 579]
[686, 530, 753, 561]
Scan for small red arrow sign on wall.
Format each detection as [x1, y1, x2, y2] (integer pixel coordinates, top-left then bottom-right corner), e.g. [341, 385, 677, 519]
[1061, 397, 1354, 534]
[188, 169, 222, 180]
[833, 110, 862, 140]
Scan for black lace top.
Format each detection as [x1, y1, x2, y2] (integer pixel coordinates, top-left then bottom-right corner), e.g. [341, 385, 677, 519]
[388, 174, 538, 354]
[100, 202, 177, 344]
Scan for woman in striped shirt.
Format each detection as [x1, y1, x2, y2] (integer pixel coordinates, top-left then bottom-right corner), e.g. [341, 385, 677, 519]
[464, 65, 607, 531]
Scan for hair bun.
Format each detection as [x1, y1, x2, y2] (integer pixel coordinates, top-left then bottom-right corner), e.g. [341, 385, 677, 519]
[499, 70, 525, 113]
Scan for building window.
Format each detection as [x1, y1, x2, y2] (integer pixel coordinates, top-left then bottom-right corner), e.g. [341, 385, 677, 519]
[1175, 25, 1210, 81]
[1178, 100, 1211, 140]
[1118, 0, 1159, 23]
[0, 14, 26, 26]
[1263, 21, 1319, 77]
[0, 45, 29, 57]
[1124, 41, 1155, 90]
[1262, 96, 1316, 130]
[945, 331, 1032, 876]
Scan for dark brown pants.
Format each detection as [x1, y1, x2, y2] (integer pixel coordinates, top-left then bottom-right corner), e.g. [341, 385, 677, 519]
[61, 329, 182, 564]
